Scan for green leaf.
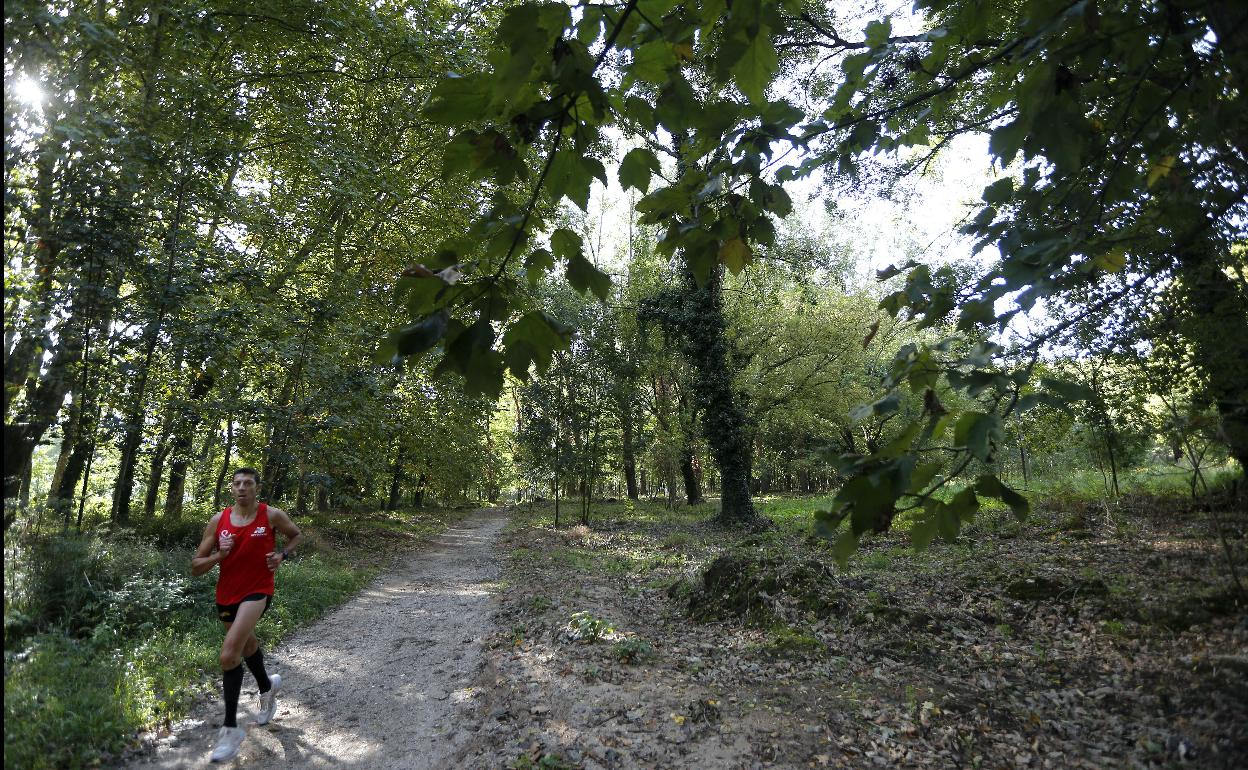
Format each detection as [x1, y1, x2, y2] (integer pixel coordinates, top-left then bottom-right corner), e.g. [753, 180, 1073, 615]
[956, 299, 996, 331]
[907, 462, 941, 494]
[635, 185, 690, 224]
[947, 487, 979, 524]
[631, 40, 679, 85]
[685, 242, 717, 286]
[1147, 155, 1176, 188]
[953, 412, 1002, 461]
[982, 177, 1014, 205]
[838, 474, 895, 536]
[732, 27, 778, 104]
[928, 412, 955, 441]
[910, 510, 939, 551]
[1040, 377, 1094, 403]
[396, 274, 447, 316]
[655, 75, 698, 132]
[621, 95, 658, 133]
[564, 155, 595, 211]
[718, 237, 752, 274]
[813, 508, 848, 540]
[1000, 486, 1030, 521]
[876, 260, 918, 281]
[425, 73, 493, 124]
[863, 18, 892, 45]
[550, 228, 583, 259]
[874, 391, 903, 417]
[975, 474, 1030, 521]
[1091, 248, 1127, 273]
[937, 502, 960, 542]
[879, 420, 921, 459]
[831, 529, 860, 568]
[502, 310, 572, 379]
[842, 52, 872, 83]
[988, 119, 1027, 165]
[463, 348, 506, 400]
[524, 248, 555, 285]
[566, 253, 612, 300]
[393, 310, 449, 357]
[581, 155, 608, 186]
[619, 147, 661, 193]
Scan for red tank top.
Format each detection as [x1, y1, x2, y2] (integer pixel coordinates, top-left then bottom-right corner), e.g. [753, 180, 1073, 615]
[215, 503, 276, 604]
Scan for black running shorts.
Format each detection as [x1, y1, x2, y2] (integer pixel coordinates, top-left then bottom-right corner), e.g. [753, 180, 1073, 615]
[216, 593, 272, 623]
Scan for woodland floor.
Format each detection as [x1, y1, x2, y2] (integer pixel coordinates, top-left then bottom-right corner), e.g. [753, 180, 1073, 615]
[114, 494, 1248, 770]
[453, 495, 1248, 770]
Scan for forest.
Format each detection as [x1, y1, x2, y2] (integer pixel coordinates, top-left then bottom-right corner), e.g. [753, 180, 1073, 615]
[4, 0, 1246, 768]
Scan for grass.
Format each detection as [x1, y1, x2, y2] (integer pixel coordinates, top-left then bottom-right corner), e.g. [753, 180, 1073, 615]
[3, 505, 469, 770]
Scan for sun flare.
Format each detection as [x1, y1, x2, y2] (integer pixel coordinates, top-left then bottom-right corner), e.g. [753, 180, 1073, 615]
[13, 76, 45, 108]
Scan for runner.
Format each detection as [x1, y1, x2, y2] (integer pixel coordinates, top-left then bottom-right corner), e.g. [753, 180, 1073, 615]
[192, 467, 303, 763]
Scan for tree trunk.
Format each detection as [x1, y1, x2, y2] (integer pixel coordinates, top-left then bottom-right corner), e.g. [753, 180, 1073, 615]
[212, 417, 235, 510]
[162, 367, 217, 520]
[680, 264, 759, 525]
[680, 447, 703, 505]
[263, 361, 304, 502]
[110, 314, 165, 525]
[47, 388, 82, 511]
[4, 325, 89, 506]
[1175, 241, 1248, 473]
[294, 470, 308, 515]
[386, 442, 404, 512]
[143, 416, 176, 519]
[619, 389, 639, 499]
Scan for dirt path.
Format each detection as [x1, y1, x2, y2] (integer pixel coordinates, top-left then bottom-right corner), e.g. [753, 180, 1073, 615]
[127, 509, 507, 769]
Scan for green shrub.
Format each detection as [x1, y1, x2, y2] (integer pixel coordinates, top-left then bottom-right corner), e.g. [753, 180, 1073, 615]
[4, 635, 131, 770]
[3, 521, 379, 769]
[566, 611, 614, 642]
[132, 514, 209, 550]
[611, 637, 656, 663]
[5, 532, 202, 643]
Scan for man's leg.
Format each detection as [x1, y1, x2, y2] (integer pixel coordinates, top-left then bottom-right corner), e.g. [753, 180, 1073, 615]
[220, 600, 268, 727]
[242, 636, 272, 693]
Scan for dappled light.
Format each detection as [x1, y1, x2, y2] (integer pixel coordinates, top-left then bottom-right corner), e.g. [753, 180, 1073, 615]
[5, 0, 1246, 767]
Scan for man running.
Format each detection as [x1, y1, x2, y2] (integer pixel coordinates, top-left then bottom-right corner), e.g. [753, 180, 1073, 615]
[192, 467, 303, 763]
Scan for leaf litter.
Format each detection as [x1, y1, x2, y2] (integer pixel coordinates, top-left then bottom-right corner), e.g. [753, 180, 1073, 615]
[451, 496, 1246, 769]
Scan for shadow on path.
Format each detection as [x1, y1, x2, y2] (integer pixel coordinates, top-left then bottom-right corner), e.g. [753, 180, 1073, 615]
[125, 509, 508, 769]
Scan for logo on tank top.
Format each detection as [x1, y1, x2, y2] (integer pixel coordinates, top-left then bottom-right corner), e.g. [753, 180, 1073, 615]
[253, 526, 266, 535]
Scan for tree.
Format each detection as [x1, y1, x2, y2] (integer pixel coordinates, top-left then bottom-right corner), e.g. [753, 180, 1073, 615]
[392, 0, 1244, 551]
[5, 0, 506, 526]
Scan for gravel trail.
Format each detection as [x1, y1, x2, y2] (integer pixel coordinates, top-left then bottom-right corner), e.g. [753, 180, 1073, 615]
[127, 509, 507, 769]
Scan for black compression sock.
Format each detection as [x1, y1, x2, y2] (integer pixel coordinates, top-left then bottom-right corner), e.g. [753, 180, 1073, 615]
[223, 664, 244, 728]
[244, 648, 272, 693]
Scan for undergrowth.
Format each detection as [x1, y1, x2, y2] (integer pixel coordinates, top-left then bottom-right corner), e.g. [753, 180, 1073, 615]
[2, 505, 466, 770]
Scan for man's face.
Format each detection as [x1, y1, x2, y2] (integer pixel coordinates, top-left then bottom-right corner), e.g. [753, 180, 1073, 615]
[231, 473, 258, 504]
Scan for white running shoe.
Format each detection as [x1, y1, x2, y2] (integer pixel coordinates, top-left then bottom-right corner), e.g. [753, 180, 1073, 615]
[210, 726, 245, 762]
[255, 674, 281, 725]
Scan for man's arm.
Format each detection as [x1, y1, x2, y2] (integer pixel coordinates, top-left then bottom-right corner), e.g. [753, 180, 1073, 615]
[191, 513, 226, 577]
[265, 507, 303, 572]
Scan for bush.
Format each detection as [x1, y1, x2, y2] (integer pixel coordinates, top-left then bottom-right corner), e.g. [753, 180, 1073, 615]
[611, 637, 656, 663]
[4, 531, 202, 643]
[132, 513, 211, 550]
[4, 635, 131, 770]
[2, 518, 380, 769]
[566, 611, 614, 642]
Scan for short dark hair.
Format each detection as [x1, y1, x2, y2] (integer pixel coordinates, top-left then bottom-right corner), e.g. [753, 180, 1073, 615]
[232, 467, 262, 485]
